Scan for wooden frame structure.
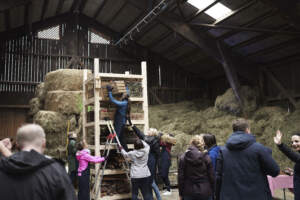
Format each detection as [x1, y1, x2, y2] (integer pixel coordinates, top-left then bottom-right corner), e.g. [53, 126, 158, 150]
[82, 58, 149, 200]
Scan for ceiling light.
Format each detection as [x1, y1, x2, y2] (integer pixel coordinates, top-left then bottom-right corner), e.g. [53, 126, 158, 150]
[204, 3, 232, 20]
[187, 0, 215, 10]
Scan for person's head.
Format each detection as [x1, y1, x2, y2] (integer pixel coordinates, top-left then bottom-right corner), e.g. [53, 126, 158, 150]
[16, 124, 46, 154]
[77, 140, 88, 151]
[232, 118, 250, 133]
[68, 132, 77, 140]
[203, 133, 217, 149]
[291, 133, 300, 151]
[134, 138, 144, 150]
[190, 135, 206, 152]
[147, 128, 159, 136]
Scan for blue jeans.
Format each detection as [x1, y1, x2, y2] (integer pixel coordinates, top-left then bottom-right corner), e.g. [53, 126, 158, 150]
[131, 176, 153, 200]
[152, 180, 161, 200]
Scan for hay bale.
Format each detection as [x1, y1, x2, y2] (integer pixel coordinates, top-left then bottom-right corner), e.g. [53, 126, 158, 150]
[44, 69, 92, 91]
[33, 110, 67, 133]
[44, 90, 83, 115]
[29, 97, 41, 116]
[35, 82, 46, 102]
[215, 86, 258, 115]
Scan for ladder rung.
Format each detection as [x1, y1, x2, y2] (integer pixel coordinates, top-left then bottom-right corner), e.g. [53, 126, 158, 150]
[88, 144, 134, 150]
[91, 169, 127, 175]
[93, 193, 132, 200]
[85, 120, 145, 128]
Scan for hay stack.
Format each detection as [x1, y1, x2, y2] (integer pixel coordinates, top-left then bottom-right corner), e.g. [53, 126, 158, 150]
[29, 69, 92, 158]
[215, 86, 258, 115]
[149, 87, 300, 170]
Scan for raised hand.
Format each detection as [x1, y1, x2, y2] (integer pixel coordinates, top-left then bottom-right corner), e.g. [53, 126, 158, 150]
[274, 130, 282, 145]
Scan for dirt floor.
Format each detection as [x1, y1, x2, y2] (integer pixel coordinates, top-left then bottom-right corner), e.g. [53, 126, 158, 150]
[159, 188, 294, 200]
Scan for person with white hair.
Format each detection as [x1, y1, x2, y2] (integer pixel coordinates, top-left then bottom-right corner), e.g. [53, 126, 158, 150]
[0, 124, 76, 200]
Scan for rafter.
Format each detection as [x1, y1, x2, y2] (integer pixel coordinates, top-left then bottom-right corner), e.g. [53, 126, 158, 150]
[217, 10, 276, 40]
[105, 1, 127, 25]
[78, 0, 88, 13]
[93, 0, 107, 19]
[55, 0, 65, 15]
[257, 0, 300, 30]
[4, 10, 10, 30]
[40, 0, 49, 20]
[246, 38, 300, 58]
[0, 12, 72, 41]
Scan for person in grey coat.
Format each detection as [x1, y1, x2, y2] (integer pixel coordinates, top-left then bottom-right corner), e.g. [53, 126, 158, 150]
[215, 118, 280, 200]
[120, 138, 153, 200]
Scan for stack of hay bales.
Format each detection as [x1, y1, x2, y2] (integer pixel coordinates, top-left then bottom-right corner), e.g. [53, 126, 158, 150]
[29, 69, 91, 157]
[149, 86, 299, 170]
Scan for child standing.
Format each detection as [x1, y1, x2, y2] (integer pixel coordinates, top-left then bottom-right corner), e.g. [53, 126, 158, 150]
[76, 140, 106, 200]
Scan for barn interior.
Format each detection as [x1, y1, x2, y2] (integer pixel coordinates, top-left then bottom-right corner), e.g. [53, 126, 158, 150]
[0, 0, 300, 199]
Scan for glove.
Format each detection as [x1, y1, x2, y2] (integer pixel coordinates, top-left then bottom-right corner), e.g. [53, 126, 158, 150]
[127, 117, 132, 126]
[104, 156, 108, 161]
[106, 85, 113, 92]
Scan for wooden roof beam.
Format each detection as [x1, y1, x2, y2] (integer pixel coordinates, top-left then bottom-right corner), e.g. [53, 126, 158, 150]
[40, 0, 49, 20]
[257, 0, 300, 30]
[0, 12, 72, 41]
[56, 0, 65, 15]
[93, 0, 107, 19]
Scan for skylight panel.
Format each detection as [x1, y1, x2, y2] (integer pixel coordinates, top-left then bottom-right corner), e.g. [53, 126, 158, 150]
[204, 3, 232, 20]
[187, 0, 215, 10]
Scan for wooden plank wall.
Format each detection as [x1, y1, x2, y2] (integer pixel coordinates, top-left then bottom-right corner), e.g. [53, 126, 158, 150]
[0, 23, 205, 106]
[0, 108, 28, 139]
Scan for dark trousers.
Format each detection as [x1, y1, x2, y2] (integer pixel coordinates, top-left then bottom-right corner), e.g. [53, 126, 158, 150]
[78, 167, 90, 200]
[69, 170, 77, 188]
[114, 123, 128, 151]
[184, 195, 209, 200]
[160, 149, 171, 191]
[131, 176, 153, 200]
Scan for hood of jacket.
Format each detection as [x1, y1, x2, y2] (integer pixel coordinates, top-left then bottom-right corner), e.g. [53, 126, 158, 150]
[226, 131, 256, 151]
[76, 149, 90, 159]
[0, 150, 54, 175]
[184, 145, 207, 166]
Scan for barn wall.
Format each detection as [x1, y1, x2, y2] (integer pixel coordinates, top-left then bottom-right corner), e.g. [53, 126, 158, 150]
[0, 23, 206, 107]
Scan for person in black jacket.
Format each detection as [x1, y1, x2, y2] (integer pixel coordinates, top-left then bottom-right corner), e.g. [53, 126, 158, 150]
[274, 130, 300, 200]
[215, 118, 280, 200]
[128, 117, 162, 200]
[0, 124, 76, 200]
[178, 135, 214, 200]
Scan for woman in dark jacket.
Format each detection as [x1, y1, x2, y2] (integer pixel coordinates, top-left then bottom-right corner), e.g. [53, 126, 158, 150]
[178, 135, 214, 200]
[274, 130, 300, 200]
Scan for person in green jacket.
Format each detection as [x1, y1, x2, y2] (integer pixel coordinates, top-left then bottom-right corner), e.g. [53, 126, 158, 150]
[67, 132, 78, 187]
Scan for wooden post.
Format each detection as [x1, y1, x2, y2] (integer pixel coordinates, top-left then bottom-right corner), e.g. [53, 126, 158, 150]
[94, 58, 101, 173]
[142, 61, 149, 133]
[82, 69, 88, 139]
[217, 41, 243, 106]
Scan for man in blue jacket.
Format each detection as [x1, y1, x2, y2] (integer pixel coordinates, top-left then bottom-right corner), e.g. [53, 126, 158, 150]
[215, 118, 280, 200]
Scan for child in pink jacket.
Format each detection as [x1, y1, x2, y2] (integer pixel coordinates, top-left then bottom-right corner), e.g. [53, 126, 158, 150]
[76, 140, 105, 200]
